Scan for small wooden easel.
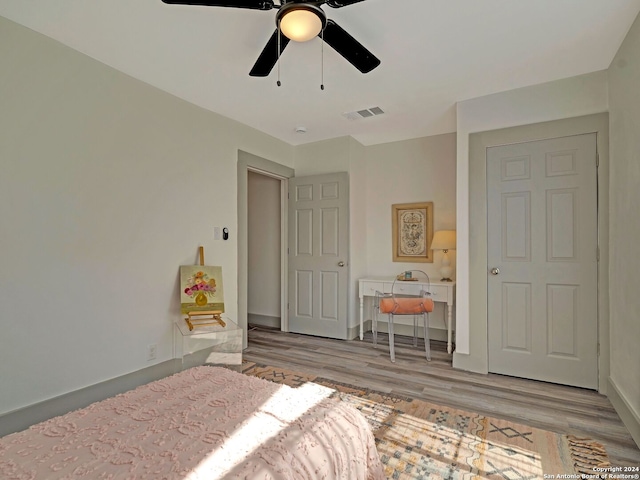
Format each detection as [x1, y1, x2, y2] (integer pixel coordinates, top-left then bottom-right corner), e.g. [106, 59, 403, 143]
[184, 246, 226, 331]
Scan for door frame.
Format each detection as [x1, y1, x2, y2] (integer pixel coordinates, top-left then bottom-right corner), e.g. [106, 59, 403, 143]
[238, 151, 294, 349]
[454, 113, 610, 394]
[486, 134, 599, 388]
[287, 172, 350, 340]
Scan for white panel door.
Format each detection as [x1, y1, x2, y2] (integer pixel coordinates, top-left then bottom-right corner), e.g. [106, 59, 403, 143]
[288, 172, 349, 339]
[487, 134, 598, 389]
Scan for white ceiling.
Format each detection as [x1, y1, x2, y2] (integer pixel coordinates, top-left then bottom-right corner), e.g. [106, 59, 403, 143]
[1, 0, 639, 146]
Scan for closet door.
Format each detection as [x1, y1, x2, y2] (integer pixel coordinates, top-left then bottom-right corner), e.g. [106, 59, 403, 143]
[288, 172, 349, 339]
[487, 134, 598, 389]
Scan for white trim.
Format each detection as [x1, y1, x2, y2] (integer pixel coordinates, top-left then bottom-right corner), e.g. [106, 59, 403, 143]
[238, 151, 294, 348]
[608, 377, 640, 449]
[454, 113, 610, 392]
[281, 178, 289, 332]
[0, 360, 179, 437]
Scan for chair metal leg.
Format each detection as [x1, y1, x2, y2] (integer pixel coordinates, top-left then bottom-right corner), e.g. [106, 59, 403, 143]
[388, 314, 396, 362]
[423, 313, 431, 361]
[372, 308, 378, 347]
[413, 315, 418, 347]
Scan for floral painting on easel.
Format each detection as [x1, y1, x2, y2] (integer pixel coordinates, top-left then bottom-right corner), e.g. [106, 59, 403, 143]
[179, 265, 225, 314]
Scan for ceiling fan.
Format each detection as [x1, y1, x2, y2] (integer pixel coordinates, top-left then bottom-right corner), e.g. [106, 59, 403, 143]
[161, 0, 380, 77]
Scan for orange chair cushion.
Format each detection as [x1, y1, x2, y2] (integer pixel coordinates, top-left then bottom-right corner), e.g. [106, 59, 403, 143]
[379, 297, 434, 314]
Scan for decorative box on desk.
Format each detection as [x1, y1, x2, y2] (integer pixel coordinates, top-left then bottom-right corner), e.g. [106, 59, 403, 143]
[174, 317, 242, 369]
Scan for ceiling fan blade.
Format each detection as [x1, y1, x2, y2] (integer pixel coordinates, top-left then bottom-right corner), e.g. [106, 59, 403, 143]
[322, 19, 380, 73]
[325, 0, 367, 8]
[249, 29, 291, 76]
[161, 0, 274, 10]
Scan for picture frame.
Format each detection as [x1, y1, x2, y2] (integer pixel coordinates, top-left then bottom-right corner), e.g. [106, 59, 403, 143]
[392, 202, 434, 263]
[179, 265, 225, 314]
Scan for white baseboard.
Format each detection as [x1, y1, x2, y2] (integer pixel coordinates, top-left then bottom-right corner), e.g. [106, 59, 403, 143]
[608, 377, 640, 449]
[347, 321, 368, 340]
[347, 320, 449, 343]
[372, 323, 449, 343]
[0, 360, 179, 438]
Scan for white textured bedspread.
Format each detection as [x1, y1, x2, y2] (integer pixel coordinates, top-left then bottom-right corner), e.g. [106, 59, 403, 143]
[0, 366, 384, 479]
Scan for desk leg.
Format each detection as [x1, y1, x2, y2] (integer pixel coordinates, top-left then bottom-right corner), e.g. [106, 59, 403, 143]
[359, 296, 364, 340]
[446, 303, 453, 354]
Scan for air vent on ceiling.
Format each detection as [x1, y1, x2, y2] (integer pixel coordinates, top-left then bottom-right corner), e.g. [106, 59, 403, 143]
[342, 106, 385, 121]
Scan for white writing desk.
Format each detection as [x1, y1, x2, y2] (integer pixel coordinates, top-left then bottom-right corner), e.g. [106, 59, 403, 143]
[358, 277, 456, 353]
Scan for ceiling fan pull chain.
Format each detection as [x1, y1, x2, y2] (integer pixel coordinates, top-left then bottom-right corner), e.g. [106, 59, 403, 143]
[277, 21, 282, 87]
[320, 29, 325, 90]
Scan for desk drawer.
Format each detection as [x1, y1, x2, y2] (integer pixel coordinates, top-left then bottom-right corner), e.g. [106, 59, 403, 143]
[392, 282, 423, 296]
[360, 282, 382, 297]
[360, 281, 451, 302]
[428, 285, 449, 302]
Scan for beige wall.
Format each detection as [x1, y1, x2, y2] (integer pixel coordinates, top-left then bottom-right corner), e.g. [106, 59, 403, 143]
[294, 137, 353, 177]
[364, 134, 457, 280]
[608, 10, 640, 444]
[293, 134, 457, 334]
[0, 16, 293, 415]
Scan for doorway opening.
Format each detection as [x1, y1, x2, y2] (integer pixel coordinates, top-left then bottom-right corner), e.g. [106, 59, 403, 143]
[237, 151, 294, 349]
[247, 171, 282, 329]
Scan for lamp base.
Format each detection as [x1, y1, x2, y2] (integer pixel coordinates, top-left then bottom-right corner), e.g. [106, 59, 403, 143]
[439, 260, 453, 283]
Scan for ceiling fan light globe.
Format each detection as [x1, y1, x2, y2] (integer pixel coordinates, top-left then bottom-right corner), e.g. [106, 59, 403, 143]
[279, 8, 324, 42]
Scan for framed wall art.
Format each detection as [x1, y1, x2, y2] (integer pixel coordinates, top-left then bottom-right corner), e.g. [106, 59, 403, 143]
[392, 202, 434, 263]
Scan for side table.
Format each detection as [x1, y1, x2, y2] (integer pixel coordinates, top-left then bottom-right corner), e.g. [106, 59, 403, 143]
[174, 317, 242, 369]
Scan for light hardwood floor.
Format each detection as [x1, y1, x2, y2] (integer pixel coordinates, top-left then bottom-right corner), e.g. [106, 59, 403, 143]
[243, 325, 640, 468]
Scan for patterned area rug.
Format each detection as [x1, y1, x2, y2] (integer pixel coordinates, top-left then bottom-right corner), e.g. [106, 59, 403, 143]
[238, 362, 610, 480]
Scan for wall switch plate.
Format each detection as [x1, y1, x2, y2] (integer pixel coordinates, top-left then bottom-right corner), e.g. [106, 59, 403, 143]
[147, 344, 157, 361]
[214, 226, 221, 240]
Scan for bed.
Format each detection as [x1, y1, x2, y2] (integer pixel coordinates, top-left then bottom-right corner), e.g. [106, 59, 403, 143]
[0, 366, 384, 479]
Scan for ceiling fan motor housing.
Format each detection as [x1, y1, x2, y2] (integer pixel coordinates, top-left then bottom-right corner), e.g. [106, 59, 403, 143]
[277, 2, 327, 41]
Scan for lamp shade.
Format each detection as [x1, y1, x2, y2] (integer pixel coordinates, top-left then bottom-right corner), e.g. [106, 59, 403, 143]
[279, 5, 325, 42]
[430, 230, 456, 251]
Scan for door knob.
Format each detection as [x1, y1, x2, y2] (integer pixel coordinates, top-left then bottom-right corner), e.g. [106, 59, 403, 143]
[490, 267, 500, 275]
[338, 261, 345, 267]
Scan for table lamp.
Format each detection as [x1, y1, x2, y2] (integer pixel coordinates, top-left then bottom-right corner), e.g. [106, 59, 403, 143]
[430, 230, 456, 282]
